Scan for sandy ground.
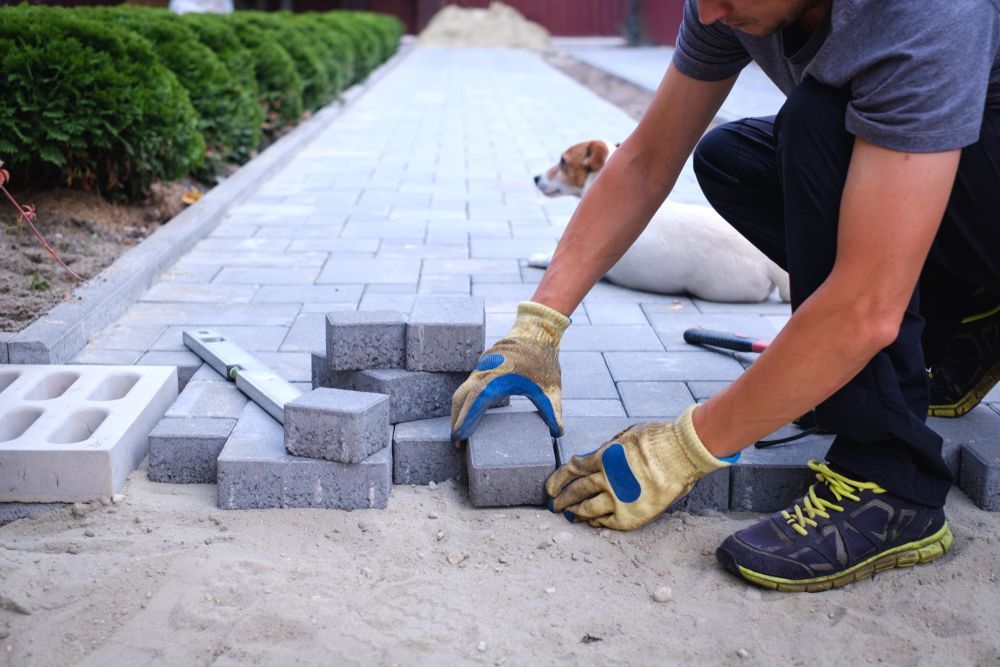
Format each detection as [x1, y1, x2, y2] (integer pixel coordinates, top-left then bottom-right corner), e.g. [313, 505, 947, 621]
[2, 466, 999, 666]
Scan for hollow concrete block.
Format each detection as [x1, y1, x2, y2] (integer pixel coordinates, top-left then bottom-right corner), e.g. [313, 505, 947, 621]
[283, 387, 391, 463]
[326, 311, 406, 371]
[406, 296, 485, 372]
[147, 417, 237, 483]
[217, 403, 391, 510]
[466, 411, 555, 507]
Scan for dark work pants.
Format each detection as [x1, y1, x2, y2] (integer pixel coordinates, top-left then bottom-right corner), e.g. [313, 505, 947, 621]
[692, 77, 1000, 508]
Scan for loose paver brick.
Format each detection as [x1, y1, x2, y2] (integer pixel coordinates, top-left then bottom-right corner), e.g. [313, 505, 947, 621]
[392, 416, 465, 485]
[324, 367, 476, 424]
[284, 388, 391, 463]
[617, 382, 693, 418]
[148, 417, 237, 483]
[558, 417, 729, 513]
[165, 380, 249, 420]
[466, 411, 555, 507]
[0, 332, 12, 364]
[326, 311, 406, 371]
[729, 430, 834, 512]
[960, 439, 1000, 511]
[928, 406, 1000, 477]
[218, 403, 391, 510]
[135, 350, 204, 391]
[0, 364, 177, 502]
[406, 296, 485, 372]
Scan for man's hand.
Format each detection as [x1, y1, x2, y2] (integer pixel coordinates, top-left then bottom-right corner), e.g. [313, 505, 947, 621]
[546, 405, 731, 531]
[451, 301, 570, 444]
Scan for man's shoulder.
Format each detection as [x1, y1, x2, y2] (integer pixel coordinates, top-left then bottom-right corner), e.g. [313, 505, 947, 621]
[839, 0, 998, 25]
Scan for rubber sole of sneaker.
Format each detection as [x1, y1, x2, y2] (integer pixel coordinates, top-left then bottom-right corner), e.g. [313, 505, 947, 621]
[718, 522, 953, 593]
[928, 357, 1000, 417]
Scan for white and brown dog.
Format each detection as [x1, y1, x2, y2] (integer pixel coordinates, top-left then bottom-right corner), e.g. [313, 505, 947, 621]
[532, 140, 790, 303]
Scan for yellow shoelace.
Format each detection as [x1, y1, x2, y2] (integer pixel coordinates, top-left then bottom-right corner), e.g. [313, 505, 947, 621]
[781, 461, 887, 537]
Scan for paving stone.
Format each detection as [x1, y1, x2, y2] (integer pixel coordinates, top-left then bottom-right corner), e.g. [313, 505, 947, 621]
[928, 406, 1000, 478]
[0, 502, 68, 526]
[165, 380, 249, 420]
[121, 303, 300, 328]
[959, 438, 1000, 511]
[71, 349, 144, 366]
[418, 274, 471, 294]
[141, 283, 257, 304]
[358, 292, 416, 313]
[326, 367, 484, 424]
[284, 388, 391, 463]
[255, 352, 312, 383]
[558, 417, 729, 513]
[214, 267, 322, 284]
[561, 325, 664, 352]
[466, 411, 555, 507]
[311, 352, 334, 389]
[280, 314, 325, 353]
[151, 325, 289, 352]
[317, 258, 421, 284]
[729, 430, 835, 512]
[645, 312, 779, 351]
[559, 352, 618, 399]
[218, 403, 391, 510]
[392, 417, 466, 485]
[326, 310, 406, 371]
[87, 323, 167, 351]
[148, 417, 237, 483]
[561, 399, 626, 417]
[583, 302, 649, 325]
[136, 350, 204, 392]
[691, 297, 791, 315]
[604, 351, 745, 382]
[0, 332, 11, 364]
[252, 284, 363, 304]
[686, 381, 733, 402]
[617, 382, 693, 418]
[406, 296, 485, 372]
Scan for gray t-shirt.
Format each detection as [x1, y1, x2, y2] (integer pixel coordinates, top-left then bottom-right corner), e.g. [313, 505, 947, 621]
[672, 0, 1000, 152]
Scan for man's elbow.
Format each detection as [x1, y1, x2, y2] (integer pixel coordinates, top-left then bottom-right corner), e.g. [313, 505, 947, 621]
[850, 300, 906, 355]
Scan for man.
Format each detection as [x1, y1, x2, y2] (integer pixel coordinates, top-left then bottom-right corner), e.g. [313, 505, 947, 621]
[452, 0, 1000, 591]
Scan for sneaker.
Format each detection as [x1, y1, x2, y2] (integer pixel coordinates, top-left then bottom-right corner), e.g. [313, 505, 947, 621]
[716, 461, 953, 592]
[928, 303, 1000, 418]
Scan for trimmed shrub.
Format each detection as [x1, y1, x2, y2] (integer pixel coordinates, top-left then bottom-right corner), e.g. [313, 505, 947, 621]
[314, 12, 382, 83]
[226, 14, 304, 133]
[179, 12, 264, 163]
[0, 5, 203, 199]
[346, 11, 404, 64]
[287, 14, 353, 100]
[78, 6, 255, 180]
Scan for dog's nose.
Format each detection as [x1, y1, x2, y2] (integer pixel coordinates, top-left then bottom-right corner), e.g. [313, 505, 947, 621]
[533, 175, 541, 185]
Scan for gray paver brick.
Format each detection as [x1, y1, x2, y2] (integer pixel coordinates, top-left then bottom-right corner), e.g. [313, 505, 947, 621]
[0, 332, 11, 364]
[0, 502, 68, 526]
[252, 285, 363, 304]
[561, 325, 664, 352]
[218, 403, 391, 510]
[729, 431, 835, 512]
[392, 417, 466, 485]
[165, 380, 249, 419]
[148, 417, 237, 483]
[686, 381, 733, 402]
[960, 439, 1000, 511]
[70, 349, 144, 366]
[406, 296, 485, 372]
[604, 351, 745, 382]
[326, 367, 480, 424]
[284, 388, 391, 463]
[214, 267, 321, 284]
[617, 382, 693, 418]
[280, 314, 325, 353]
[317, 258, 421, 284]
[466, 411, 555, 507]
[311, 351, 334, 389]
[136, 350, 205, 392]
[928, 406, 1000, 477]
[562, 399, 626, 417]
[557, 417, 729, 513]
[326, 311, 406, 371]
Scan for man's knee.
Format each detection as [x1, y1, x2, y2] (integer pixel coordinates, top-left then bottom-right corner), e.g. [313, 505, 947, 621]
[774, 77, 852, 155]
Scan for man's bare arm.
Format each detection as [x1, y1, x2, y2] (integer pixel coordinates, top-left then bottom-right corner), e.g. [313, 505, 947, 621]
[694, 139, 962, 455]
[531, 66, 736, 315]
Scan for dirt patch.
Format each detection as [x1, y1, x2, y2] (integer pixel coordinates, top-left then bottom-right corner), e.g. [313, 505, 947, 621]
[544, 50, 655, 121]
[418, 2, 552, 50]
[0, 183, 190, 333]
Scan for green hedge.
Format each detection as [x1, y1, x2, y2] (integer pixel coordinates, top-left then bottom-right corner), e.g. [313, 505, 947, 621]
[0, 5, 401, 200]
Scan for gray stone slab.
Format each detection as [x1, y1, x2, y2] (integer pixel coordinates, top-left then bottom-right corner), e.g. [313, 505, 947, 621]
[617, 382, 693, 418]
[217, 403, 391, 510]
[729, 430, 835, 512]
[252, 285, 363, 304]
[392, 417, 466, 485]
[0, 332, 11, 364]
[562, 399, 626, 417]
[148, 417, 237, 483]
[326, 311, 406, 371]
[406, 296, 485, 372]
[691, 297, 791, 315]
[558, 416, 728, 513]
[583, 302, 648, 325]
[151, 325, 289, 352]
[316, 258, 421, 284]
[165, 380, 249, 420]
[645, 312, 779, 351]
[326, 367, 482, 424]
[928, 406, 1000, 478]
[284, 388, 391, 464]
[280, 314, 325, 353]
[686, 381, 733, 402]
[959, 439, 1000, 511]
[466, 411, 555, 507]
[120, 303, 300, 328]
[561, 325, 664, 351]
[0, 502, 67, 526]
[70, 349, 144, 366]
[136, 350, 204, 392]
[604, 351, 745, 382]
[214, 266, 321, 285]
[560, 351, 619, 399]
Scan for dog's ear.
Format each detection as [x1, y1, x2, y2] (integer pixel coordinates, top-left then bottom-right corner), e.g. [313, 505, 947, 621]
[585, 141, 610, 171]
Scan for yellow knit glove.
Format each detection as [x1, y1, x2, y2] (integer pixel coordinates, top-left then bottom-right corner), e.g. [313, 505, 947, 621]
[451, 301, 570, 444]
[545, 405, 731, 531]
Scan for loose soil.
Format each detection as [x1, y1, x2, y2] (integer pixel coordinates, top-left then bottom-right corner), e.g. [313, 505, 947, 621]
[0, 183, 189, 332]
[544, 50, 655, 121]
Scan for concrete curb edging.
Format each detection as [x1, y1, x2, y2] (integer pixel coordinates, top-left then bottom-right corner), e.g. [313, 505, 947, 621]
[7, 44, 414, 365]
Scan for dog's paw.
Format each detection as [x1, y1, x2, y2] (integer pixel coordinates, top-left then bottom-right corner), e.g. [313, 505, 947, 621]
[526, 252, 553, 269]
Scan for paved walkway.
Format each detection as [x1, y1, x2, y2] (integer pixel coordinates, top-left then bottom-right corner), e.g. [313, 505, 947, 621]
[75, 47, 790, 420]
[568, 45, 786, 122]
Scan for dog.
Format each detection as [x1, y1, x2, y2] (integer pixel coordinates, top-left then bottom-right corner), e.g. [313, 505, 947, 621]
[532, 140, 790, 303]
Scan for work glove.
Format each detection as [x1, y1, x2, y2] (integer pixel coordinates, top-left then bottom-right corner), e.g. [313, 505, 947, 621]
[451, 301, 570, 444]
[546, 405, 734, 531]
